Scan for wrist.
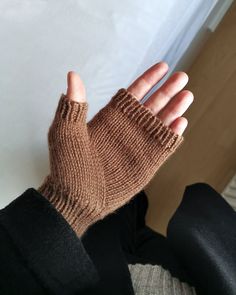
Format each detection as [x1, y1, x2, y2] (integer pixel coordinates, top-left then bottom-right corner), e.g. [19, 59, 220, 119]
[38, 176, 103, 237]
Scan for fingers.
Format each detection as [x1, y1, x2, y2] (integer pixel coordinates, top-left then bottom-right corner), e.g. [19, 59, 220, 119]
[64, 67, 192, 135]
[169, 117, 188, 136]
[127, 63, 193, 136]
[157, 90, 194, 126]
[143, 72, 189, 114]
[66, 71, 86, 103]
[127, 62, 169, 100]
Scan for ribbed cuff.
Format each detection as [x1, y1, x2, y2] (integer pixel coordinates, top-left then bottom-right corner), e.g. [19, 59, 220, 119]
[110, 88, 184, 150]
[38, 177, 101, 237]
[128, 264, 196, 295]
[55, 93, 88, 123]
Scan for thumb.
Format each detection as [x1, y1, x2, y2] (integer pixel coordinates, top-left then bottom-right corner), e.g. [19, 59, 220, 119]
[66, 71, 87, 103]
[50, 71, 88, 125]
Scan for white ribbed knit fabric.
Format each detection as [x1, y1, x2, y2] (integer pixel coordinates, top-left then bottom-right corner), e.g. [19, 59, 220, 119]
[128, 264, 197, 295]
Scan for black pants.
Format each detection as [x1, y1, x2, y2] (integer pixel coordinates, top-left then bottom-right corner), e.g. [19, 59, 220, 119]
[82, 183, 236, 295]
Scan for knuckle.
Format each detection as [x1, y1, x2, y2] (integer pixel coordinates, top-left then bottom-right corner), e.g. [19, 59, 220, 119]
[167, 106, 179, 118]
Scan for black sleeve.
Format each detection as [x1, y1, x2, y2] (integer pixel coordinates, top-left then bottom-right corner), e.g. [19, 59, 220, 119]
[167, 183, 236, 295]
[0, 188, 99, 295]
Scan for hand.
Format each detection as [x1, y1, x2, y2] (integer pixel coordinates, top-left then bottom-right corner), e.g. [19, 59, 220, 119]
[66, 62, 193, 135]
[38, 62, 193, 237]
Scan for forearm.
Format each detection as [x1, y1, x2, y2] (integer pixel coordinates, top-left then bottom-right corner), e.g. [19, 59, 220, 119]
[0, 188, 98, 294]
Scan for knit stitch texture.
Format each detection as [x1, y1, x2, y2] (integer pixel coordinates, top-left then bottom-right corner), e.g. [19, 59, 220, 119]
[38, 88, 183, 236]
[128, 264, 197, 295]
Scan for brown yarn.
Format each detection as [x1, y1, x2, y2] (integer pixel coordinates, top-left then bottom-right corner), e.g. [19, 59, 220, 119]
[38, 88, 183, 237]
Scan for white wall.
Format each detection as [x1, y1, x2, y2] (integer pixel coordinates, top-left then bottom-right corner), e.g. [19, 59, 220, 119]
[0, 0, 218, 207]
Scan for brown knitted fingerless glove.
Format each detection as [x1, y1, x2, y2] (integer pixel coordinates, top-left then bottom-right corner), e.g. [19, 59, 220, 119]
[38, 88, 183, 237]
